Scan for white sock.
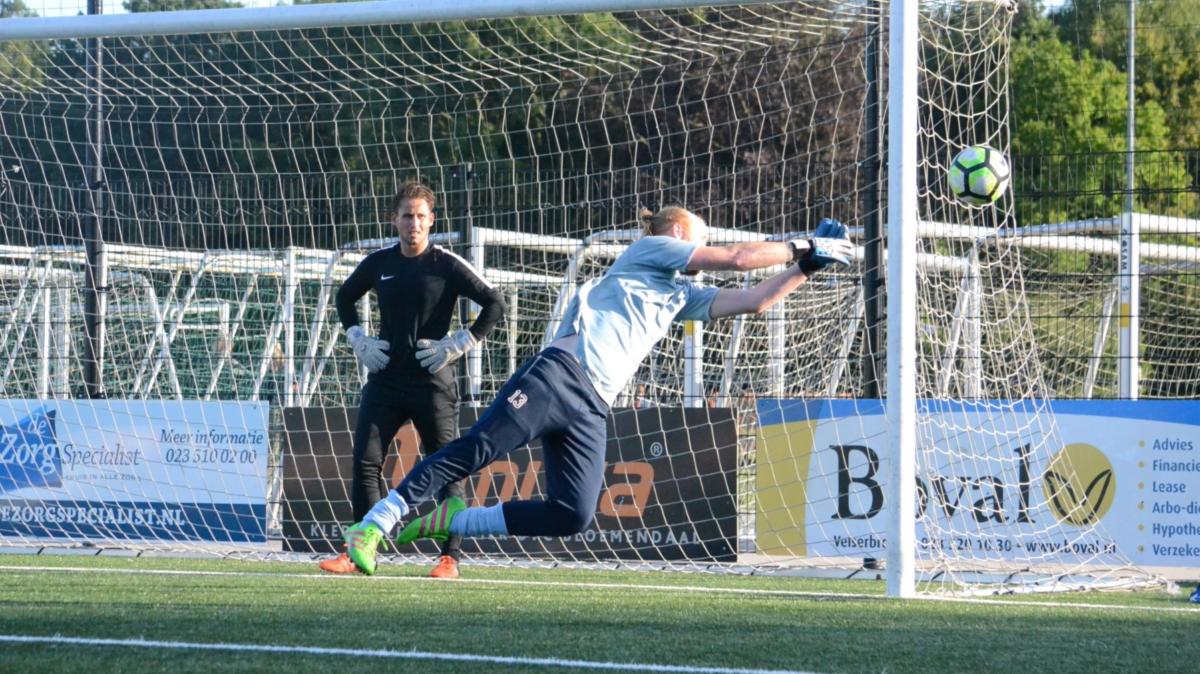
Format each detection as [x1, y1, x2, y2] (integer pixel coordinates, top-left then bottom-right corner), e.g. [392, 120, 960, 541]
[448, 503, 508, 538]
[363, 491, 409, 535]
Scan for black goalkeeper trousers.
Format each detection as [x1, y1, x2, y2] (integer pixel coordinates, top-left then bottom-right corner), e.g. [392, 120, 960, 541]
[351, 376, 465, 560]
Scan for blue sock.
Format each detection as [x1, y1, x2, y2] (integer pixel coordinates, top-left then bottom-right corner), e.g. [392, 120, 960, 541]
[449, 503, 508, 538]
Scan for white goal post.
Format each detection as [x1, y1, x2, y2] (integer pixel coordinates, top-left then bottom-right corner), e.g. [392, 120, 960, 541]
[0, 0, 1164, 596]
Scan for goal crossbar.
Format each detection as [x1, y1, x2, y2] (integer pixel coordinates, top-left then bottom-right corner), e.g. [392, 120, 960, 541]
[0, 0, 774, 41]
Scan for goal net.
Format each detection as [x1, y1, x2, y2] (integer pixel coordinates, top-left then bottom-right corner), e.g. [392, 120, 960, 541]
[0, 0, 1159, 593]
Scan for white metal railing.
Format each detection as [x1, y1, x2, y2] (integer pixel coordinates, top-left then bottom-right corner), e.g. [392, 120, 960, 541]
[0, 216, 1196, 402]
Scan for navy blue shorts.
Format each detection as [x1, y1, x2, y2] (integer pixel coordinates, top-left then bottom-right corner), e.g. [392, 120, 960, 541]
[395, 347, 610, 537]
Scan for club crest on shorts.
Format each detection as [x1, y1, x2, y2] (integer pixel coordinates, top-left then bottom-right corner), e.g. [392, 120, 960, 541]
[507, 389, 528, 409]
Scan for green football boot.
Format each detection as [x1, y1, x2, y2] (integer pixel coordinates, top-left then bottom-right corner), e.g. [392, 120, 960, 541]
[344, 521, 384, 575]
[395, 497, 467, 545]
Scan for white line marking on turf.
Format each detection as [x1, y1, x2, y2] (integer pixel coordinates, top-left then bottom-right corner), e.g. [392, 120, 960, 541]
[1, 564, 1194, 614]
[0, 634, 820, 674]
[0, 563, 877, 598]
[1, 563, 880, 599]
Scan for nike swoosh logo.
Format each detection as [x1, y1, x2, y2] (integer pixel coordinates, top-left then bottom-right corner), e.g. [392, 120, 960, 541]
[380, 275, 395, 281]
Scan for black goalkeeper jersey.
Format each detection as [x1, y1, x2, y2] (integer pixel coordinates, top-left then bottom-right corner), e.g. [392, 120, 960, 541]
[336, 243, 505, 381]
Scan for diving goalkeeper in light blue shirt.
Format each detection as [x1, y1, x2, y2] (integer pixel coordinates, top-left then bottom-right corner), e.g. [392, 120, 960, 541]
[344, 206, 854, 574]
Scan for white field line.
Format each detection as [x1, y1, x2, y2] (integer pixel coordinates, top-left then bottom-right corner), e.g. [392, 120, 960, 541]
[0, 634, 822, 674]
[0, 563, 1196, 614]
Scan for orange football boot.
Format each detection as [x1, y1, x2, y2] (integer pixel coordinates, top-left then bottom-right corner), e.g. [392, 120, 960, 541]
[318, 552, 359, 574]
[429, 555, 460, 579]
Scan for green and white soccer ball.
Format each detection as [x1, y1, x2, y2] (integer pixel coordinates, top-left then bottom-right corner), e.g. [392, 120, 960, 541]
[947, 145, 1010, 206]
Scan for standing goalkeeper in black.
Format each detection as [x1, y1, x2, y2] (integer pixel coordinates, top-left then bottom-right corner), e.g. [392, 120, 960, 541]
[319, 181, 505, 579]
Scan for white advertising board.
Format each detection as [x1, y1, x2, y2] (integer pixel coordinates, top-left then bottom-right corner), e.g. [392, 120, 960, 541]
[756, 400, 1200, 568]
[0, 400, 269, 543]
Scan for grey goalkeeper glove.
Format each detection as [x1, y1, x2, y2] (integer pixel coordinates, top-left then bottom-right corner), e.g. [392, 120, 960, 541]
[415, 328, 478, 374]
[790, 218, 854, 275]
[346, 325, 390, 373]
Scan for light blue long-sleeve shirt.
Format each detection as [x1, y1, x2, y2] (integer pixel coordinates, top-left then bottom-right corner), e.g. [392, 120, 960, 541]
[552, 236, 720, 406]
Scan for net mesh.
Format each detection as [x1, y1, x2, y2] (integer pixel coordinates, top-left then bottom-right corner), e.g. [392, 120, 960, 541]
[0, 0, 1166, 592]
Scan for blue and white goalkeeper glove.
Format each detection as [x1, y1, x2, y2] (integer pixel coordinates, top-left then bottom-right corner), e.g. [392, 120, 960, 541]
[791, 218, 854, 275]
[416, 328, 478, 374]
[346, 325, 390, 373]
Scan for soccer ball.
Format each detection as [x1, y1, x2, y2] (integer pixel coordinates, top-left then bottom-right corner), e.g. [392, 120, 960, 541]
[947, 145, 1010, 206]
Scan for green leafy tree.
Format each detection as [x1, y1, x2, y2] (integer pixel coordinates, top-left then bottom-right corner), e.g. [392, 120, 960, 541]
[563, 8, 870, 230]
[1011, 31, 1193, 223]
[1052, 0, 1200, 151]
[0, 0, 43, 87]
[0, 2, 81, 249]
[1011, 0, 1056, 42]
[1018, 2, 1199, 397]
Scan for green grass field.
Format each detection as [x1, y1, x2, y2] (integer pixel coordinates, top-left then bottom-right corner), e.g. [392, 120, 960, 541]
[0, 553, 1197, 674]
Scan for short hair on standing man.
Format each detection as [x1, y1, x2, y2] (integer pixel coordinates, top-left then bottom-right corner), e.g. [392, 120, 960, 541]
[390, 181, 437, 215]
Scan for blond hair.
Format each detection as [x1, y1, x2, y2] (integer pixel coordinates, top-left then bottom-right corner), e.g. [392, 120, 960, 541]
[639, 206, 692, 236]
